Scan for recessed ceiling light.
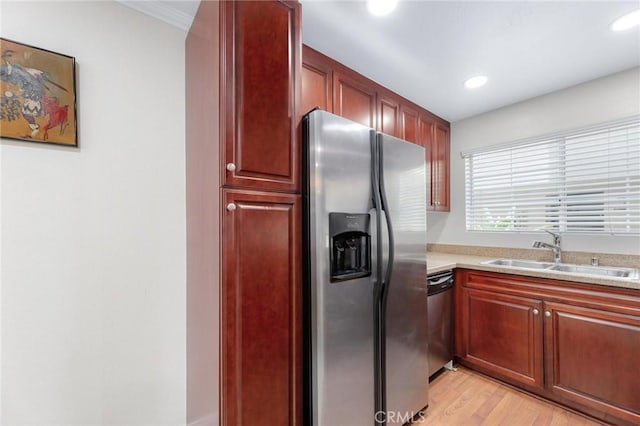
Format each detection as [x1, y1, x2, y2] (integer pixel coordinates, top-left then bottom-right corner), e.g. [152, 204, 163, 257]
[611, 9, 640, 32]
[367, 0, 398, 17]
[464, 75, 488, 89]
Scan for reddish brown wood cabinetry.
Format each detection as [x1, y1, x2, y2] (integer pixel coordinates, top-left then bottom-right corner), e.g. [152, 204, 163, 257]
[400, 104, 420, 144]
[461, 288, 544, 389]
[186, 1, 302, 425]
[221, 0, 301, 193]
[544, 302, 640, 425]
[418, 115, 450, 211]
[222, 189, 301, 425]
[301, 45, 450, 211]
[301, 47, 333, 115]
[378, 91, 401, 138]
[333, 70, 377, 128]
[430, 122, 450, 211]
[455, 269, 640, 426]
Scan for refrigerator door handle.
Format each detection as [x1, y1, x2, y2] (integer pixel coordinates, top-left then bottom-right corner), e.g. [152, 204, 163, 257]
[378, 135, 395, 304]
[370, 131, 386, 426]
[371, 130, 383, 296]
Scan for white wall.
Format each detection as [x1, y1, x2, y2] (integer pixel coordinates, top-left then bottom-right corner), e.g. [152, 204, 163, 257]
[1, 2, 186, 424]
[429, 67, 640, 254]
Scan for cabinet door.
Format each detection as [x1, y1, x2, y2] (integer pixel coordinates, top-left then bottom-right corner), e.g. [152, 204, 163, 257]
[419, 116, 435, 208]
[432, 123, 450, 211]
[544, 302, 640, 425]
[301, 48, 333, 115]
[222, 189, 301, 425]
[221, 1, 300, 192]
[333, 70, 377, 128]
[401, 105, 420, 144]
[378, 92, 400, 137]
[460, 288, 544, 390]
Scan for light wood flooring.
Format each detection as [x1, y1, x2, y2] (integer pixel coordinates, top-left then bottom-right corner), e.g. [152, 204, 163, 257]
[420, 366, 603, 425]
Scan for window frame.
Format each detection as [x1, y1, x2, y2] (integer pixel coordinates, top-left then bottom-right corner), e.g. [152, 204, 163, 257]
[462, 116, 640, 235]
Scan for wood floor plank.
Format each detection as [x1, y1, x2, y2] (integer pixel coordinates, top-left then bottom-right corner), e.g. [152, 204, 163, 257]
[420, 366, 603, 426]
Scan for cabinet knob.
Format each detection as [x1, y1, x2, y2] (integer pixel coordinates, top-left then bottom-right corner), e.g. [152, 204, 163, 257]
[532, 309, 539, 315]
[226, 163, 236, 172]
[226, 203, 236, 212]
[545, 311, 551, 317]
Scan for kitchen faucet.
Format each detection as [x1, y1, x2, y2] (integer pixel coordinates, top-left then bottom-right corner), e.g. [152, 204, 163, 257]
[532, 230, 562, 264]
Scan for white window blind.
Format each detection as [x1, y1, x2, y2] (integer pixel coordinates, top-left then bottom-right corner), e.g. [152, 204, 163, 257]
[463, 117, 640, 234]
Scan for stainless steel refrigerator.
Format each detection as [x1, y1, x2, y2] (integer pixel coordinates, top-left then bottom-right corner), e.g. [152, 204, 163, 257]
[303, 110, 429, 426]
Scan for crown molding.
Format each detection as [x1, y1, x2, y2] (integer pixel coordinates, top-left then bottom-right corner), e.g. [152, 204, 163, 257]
[116, 1, 199, 32]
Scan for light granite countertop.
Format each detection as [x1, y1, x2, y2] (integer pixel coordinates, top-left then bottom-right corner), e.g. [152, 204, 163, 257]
[427, 251, 640, 290]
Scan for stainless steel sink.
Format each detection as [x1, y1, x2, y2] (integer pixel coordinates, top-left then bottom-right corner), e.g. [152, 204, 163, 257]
[482, 259, 640, 280]
[482, 259, 554, 269]
[548, 264, 640, 279]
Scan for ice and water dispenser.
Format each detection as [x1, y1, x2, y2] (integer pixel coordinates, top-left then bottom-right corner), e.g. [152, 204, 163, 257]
[329, 213, 371, 282]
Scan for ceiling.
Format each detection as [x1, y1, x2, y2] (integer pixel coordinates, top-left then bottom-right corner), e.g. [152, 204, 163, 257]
[119, 0, 640, 122]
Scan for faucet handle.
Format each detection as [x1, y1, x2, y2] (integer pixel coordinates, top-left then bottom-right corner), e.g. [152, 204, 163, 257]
[542, 229, 561, 244]
[542, 229, 559, 237]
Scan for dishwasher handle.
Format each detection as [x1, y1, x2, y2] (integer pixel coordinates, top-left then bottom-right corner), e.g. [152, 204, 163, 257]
[428, 274, 452, 286]
[427, 272, 454, 296]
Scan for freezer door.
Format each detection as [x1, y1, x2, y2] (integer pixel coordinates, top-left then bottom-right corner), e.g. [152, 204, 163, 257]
[305, 110, 377, 426]
[378, 133, 429, 425]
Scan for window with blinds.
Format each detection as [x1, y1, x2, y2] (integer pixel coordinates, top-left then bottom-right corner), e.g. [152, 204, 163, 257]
[463, 117, 640, 234]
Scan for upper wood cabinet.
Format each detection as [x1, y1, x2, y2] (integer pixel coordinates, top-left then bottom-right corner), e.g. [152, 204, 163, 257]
[455, 269, 640, 426]
[419, 115, 450, 211]
[301, 45, 450, 211]
[221, 0, 301, 193]
[431, 122, 450, 211]
[419, 116, 435, 208]
[301, 48, 333, 116]
[400, 104, 419, 144]
[333, 70, 377, 128]
[378, 91, 401, 138]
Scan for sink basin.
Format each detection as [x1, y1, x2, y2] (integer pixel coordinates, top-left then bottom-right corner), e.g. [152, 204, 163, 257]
[482, 259, 640, 280]
[548, 264, 640, 279]
[482, 259, 555, 269]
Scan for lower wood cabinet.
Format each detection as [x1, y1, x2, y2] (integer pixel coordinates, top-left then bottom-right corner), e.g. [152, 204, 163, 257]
[544, 302, 640, 425]
[462, 288, 543, 389]
[222, 189, 301, 425]
[455, 269, 640, 426]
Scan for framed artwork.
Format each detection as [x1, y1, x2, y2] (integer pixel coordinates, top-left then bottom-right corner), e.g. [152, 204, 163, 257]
[1, 38, 77, 146]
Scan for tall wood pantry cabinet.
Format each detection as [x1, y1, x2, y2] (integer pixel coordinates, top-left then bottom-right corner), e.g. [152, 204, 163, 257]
[186, 1, 302, 425]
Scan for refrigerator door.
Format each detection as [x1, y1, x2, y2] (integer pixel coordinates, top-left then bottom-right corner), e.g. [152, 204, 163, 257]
[305, 110, 377, 426]
[378, 133, 429, 425]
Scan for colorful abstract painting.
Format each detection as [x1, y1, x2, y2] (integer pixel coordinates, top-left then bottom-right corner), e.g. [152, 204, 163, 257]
[1, 38, 77, 146]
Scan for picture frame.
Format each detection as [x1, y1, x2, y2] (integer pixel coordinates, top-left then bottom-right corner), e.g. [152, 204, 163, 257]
[1, 38, 77, 147]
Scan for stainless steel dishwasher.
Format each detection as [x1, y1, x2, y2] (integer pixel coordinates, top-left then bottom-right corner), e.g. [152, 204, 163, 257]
[427, 270, 454, 378]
